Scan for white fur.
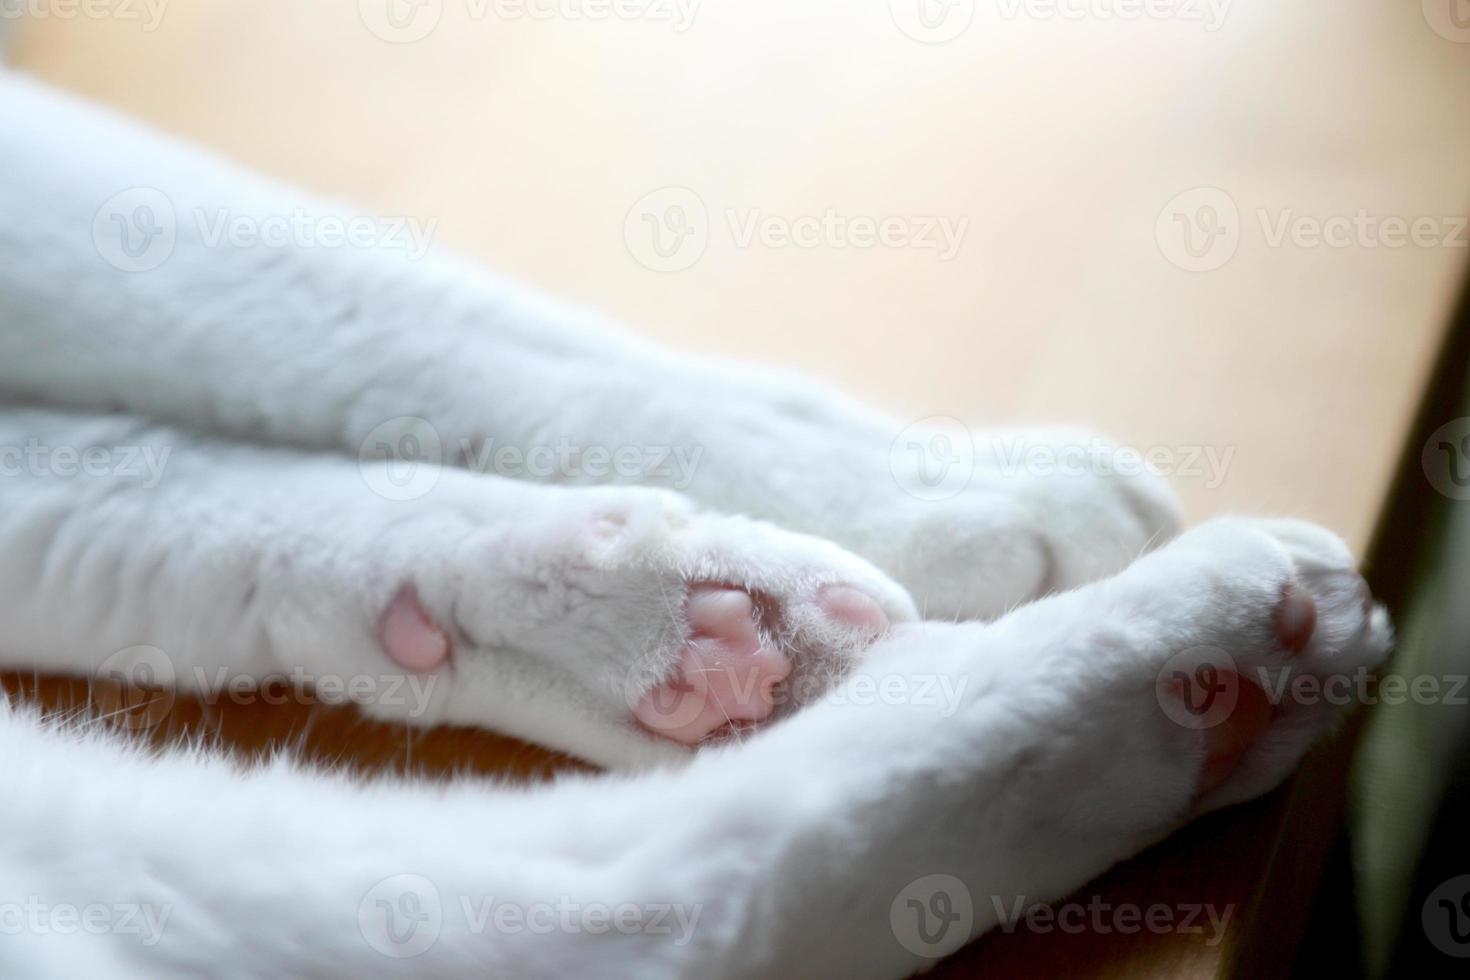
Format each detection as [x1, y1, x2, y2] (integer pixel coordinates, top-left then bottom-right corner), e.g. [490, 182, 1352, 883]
[0, 70, 1391, 977]
[0, 72, 1180, 623]
[0, 407, 917, 768]
[0, 521, 1391, 978]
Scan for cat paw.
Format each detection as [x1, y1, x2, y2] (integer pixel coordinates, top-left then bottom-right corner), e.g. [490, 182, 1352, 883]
[1144, 518, 1393, 813]
[605, 505, 915, 749]
[378, 586, 451, 672]
[371, 491, 918, 762]
[878, 427, 1185, 621]
[632, 582, 891, 744]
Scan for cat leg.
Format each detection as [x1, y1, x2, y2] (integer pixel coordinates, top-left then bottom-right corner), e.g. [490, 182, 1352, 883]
[0, 72, 1176, 621]
[0, 407, 914, 767]
[0, 517, 1388, 978]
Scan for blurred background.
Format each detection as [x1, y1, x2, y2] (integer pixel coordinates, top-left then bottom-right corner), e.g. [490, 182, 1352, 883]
[3, 2, 1468, 976]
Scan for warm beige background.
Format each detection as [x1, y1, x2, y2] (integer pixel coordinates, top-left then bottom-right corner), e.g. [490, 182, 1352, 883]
[8, 2, 1468, 976]
[13, 0, 1470, 550]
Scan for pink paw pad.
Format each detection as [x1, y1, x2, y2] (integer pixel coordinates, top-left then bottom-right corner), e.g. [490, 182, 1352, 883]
[378, 585, 451, 672]
[635, 586, 793, 745]
[817, 584, 891, 636]
[1192, 584, 1321, 799]
[1275, 584, 1318, 654]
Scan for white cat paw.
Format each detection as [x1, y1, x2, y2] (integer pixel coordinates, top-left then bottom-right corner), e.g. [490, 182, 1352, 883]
[1135, 517, 1392, 813]
[880, 427, 1185, 620]
[373, 492, 919, 757]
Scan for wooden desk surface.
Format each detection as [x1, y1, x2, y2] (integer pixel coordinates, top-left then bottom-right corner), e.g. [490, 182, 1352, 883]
[7, 1, 1469, 975]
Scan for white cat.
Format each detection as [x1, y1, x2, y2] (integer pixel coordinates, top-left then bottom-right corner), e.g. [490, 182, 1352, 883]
[0, 72, 1392, 978]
